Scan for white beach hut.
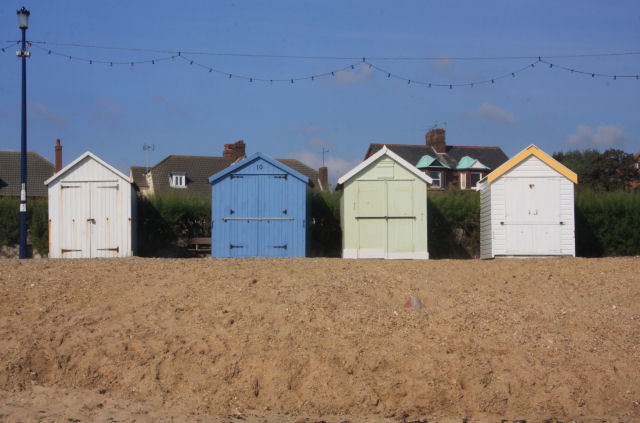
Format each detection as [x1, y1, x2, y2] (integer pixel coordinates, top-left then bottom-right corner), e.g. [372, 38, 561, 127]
[45, 151, 136, 258]
[477, 144, 577, 259]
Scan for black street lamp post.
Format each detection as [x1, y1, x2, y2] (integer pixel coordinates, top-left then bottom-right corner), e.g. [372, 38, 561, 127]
[17, 7, 30, 259]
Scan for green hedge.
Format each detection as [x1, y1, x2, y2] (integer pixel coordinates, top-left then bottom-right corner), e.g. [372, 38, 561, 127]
[575, 190, 640, 257]
[309, 190, 342, 257]
[426, 189, 640, 258]
[136, 194, 211, 257]
[136, 191, 344, 257]
[2, 190, 639, 258]
[0, 197, 49, 255]
[428, 191, 480, 258]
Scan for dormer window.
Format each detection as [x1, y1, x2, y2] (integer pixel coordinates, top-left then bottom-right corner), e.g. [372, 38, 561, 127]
[170, 172, 186, 188]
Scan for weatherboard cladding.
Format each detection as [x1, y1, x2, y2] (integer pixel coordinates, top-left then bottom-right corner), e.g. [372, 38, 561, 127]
[210, 153, 308, 258]
[479, 145, 576, 259]
[47, 152, 136, 259]
[339, 147, 430, 259]
[0, 151, 54, 197]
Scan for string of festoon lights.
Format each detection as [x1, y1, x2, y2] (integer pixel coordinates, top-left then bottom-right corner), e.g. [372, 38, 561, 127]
[2, 40, 639, 88]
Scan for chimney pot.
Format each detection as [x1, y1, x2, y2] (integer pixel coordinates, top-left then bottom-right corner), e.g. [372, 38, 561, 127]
[55, 138, 62, 172]
[222, 140, 247, 160]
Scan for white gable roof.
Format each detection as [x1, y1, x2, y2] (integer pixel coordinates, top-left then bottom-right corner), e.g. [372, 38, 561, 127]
[337, 145, 433, 186]
[45, 151, 131, 185]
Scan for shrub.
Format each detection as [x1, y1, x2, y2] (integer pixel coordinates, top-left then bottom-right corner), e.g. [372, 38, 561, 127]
[0, 197, 20, 247]
[0, 197, 49, 255]
[309, 190, 342, 257]
[28, 199, 49, 255]
[428, 190, 480, 258]
[575, 190, 640, 256]
[136, 194, 211, 256]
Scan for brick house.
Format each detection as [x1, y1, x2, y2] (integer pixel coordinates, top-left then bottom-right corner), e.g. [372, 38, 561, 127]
[131, 140, 326, 197]
[365, 129, 508, 190]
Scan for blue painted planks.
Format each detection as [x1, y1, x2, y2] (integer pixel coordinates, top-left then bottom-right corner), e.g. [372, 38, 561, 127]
[210, 153, 308, 258]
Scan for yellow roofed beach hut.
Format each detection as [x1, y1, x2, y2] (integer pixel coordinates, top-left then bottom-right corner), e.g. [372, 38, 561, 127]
[337, 146, 432, 259]
[476, 144, 577, 259]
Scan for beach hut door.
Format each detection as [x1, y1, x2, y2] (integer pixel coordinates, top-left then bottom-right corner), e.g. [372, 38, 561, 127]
[504, 178, 561, 254]
[90, 182, 120, 258]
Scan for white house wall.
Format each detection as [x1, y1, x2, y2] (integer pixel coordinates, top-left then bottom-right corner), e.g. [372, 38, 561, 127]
[48, 155, 134, 258]
[484, 155, 575, 257]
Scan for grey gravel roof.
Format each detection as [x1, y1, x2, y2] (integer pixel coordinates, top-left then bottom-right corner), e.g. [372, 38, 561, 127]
[131, 155, 320, 198]
[0, 151, 54, 197]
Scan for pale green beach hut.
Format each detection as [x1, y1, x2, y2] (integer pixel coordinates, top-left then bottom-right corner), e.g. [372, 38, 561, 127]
[337, 146, 432, 259]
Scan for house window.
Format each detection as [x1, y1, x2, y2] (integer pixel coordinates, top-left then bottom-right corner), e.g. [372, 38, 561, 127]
[460, 172, 467, 190]
[170, 172, 186, 188]
[470, 172, 482, 188]
[429, 170, 442, 188]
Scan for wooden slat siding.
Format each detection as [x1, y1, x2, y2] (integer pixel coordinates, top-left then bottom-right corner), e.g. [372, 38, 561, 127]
[211, 155, 307, 258]
[479, 184, 492, 259]
[341, 153, 428, 259]
[48, 154, 134, 258]
[503, 155, 560, 178]
[559, 178, 576, 256]
[490, 179, 506, 255]
[483, 155, 576, 257]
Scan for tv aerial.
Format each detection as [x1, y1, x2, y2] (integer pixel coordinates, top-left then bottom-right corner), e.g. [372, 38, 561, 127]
[429, 121, 447, 131]
[321, 147, 329, 167]
[142, 143, 155, 173]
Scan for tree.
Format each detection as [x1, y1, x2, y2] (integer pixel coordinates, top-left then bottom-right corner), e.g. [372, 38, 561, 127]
[554, 149, 637, 191]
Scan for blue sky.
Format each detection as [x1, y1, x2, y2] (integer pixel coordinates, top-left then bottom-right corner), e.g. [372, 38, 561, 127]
[1, 1, 639, 182]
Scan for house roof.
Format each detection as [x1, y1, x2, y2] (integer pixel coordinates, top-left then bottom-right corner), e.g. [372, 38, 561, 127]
[456, 156, 490, 170]
[132, 154, 319, 197]
[45, 151, 130, 185]
[0, 151, 54, 197]
[130, 166, 149, 189]
[416, 154, 451, 169]
[209, 152, 310, 184]
[366, 143, 508, 171]
[337, 145, 433, 186]
[486, 144, 578, 184]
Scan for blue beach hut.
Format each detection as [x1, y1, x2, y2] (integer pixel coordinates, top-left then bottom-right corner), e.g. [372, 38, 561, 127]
[208, 152, 310, 258]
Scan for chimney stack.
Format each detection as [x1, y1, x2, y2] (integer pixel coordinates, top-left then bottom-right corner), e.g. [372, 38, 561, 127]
[222, 140, 246, 161]
[319, 166, 328, 190]
[55, 139, 62, 172]
[425, 128, 446, 154]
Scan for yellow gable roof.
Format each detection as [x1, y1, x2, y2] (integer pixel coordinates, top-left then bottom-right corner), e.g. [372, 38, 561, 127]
[486, 144, 578, 184]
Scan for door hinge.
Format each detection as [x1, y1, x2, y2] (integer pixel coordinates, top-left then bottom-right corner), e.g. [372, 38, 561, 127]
[96, 247, 119, 252]
[274, 244, 288, 250]
[230, 243, 244, 249]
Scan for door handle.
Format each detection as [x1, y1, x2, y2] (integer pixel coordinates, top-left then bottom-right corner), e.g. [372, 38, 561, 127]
[87, 218, 96, 224]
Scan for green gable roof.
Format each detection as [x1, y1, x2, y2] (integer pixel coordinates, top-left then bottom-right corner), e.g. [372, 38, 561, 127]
[456, 155, 490, 170]
[416, 154, 450, 169]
